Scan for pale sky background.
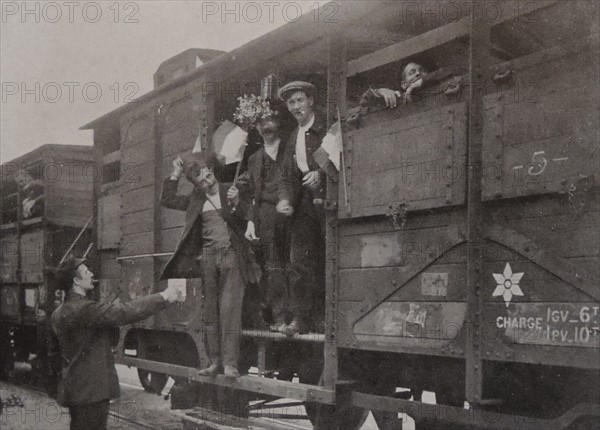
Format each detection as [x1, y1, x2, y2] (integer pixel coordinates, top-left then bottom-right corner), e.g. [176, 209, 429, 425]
[1, 0, 327, 162]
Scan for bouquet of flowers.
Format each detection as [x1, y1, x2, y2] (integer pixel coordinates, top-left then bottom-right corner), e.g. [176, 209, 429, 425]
[233, 94, 276, 130]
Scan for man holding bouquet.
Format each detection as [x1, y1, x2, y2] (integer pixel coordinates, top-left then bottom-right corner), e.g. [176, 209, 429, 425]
[244, 113, 291, 332]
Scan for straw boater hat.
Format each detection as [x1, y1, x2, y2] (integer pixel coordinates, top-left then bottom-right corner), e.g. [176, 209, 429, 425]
[278, 81, 316, 101]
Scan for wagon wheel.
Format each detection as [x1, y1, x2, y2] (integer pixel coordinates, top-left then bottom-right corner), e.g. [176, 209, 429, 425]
[14, 347, 30, 363]
[414, 389, 463, 430]
[0, 330, 15, 380]
[304, 373, 369, 430]
[369, 385, 413, 430]
[369, 386, 456, 430]
[372, 410, 404, 430]
[137, 369, 168, 394]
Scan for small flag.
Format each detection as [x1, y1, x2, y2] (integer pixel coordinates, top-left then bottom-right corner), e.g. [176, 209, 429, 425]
[192, 128, 203, 153]
[312, 146, 330, 171]
[212, 120, 248, 165]
[318, 120, 343, 170]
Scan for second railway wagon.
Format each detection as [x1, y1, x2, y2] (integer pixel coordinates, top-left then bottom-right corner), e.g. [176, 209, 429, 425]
[0, 144, 94, 384]
[82, 2, 599, 429]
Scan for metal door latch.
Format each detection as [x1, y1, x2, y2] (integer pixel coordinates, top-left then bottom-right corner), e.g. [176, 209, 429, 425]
[386, 203, 407, 230]
[568, 174, 595, 214]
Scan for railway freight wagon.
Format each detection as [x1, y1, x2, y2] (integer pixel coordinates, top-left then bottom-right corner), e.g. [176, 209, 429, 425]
[82, 1, 599, 429]
[0, 144, 94, 383]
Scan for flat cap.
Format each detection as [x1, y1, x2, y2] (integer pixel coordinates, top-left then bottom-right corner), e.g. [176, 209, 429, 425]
[278, 81, 316, 101]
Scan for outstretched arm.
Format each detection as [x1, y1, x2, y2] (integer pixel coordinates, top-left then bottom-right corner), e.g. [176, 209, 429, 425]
[360, 87, 401, 109]
[76, 285, 180, 328]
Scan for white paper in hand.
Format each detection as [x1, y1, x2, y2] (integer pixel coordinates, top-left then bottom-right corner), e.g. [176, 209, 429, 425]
[168, 278, 187, 302]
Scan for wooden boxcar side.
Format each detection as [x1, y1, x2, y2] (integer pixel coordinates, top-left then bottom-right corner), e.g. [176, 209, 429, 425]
[0, 144, 94, 381]
[334, 1, 599, 426]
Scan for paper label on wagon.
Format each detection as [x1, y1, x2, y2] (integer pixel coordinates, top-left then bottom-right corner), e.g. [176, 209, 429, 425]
[493, 303, 600, 348]
[421, 273, 448, 296]
[168, 278, 187, 302]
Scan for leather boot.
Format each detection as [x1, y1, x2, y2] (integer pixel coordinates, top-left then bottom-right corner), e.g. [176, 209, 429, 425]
[223, 365, 240, 378]
[198, 363, 220, 377]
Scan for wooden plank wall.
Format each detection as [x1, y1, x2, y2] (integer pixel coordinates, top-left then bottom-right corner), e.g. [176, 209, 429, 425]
[98, 193, 121, 249]
[95, 75, 209, 314]
[20, 230, 44, 283]
[119, 112, 155, 258]
[44, 148, 95, 228]
[159, 80, 207, 257]
[482, 40, 599, 200]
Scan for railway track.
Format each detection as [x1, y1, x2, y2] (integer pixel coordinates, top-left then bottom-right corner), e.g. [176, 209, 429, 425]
[1, 365, 322, 430]
[0, 382, 170, 430]
[1, 365, 180, 430]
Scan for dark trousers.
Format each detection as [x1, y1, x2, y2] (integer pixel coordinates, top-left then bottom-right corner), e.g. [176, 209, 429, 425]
[256, 202, 290, 324]
[289, 198, 325, 330]
[69, 400, 110, 430]
[200, 245, 245, 367]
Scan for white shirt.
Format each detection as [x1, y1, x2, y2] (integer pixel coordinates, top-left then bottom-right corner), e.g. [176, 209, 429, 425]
[202, 188, 222, 213]
[264, 138, 280, 161]
[295, 114, 315, 173]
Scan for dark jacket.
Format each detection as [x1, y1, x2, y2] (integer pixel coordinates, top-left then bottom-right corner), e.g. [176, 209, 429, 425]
[50, 291, 167, 406]
[279, 113, 338, 209]
[160, 179, 258, 283]
[246, 140, 287, 224]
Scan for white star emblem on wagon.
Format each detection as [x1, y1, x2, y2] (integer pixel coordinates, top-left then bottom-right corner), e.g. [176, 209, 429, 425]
[492, 263, 524, 307]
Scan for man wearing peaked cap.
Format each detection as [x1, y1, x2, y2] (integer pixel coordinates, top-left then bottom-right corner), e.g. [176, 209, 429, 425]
[276, 80, 337, 337]
[50, 255, 180, 429]
[278, 81, 316, 101]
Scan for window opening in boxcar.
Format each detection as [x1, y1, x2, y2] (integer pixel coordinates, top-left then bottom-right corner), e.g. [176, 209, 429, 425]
[102, 161, 121, 185]
[9, 163, 46, 220]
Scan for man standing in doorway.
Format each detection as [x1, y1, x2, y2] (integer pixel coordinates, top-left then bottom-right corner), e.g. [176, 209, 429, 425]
[276, 81, 336, 337]
[245, 114, 291, 332]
